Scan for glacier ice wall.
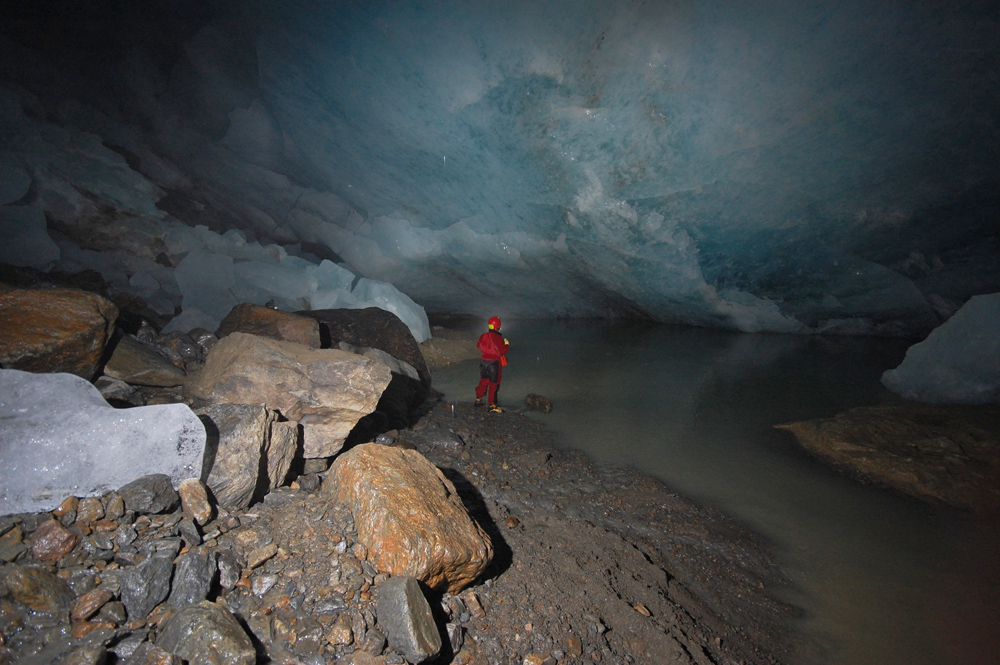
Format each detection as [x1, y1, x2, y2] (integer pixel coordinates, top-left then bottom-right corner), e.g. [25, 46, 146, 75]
[882, 293, 1000, 404]
[0, 0, 998, 336]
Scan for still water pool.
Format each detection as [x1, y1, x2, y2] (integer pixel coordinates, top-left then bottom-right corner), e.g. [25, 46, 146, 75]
[430, 320, 1000, 665]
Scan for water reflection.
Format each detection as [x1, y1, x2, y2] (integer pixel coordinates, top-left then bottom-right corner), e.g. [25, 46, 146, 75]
[430, 320, 998, 665]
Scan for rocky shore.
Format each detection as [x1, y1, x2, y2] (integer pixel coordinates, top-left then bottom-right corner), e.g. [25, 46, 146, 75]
[0, 401, 791, 665]
[1, 284, 792, 664]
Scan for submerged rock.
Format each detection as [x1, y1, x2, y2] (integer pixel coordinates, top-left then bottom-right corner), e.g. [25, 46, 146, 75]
[777, 403, 1000, 511]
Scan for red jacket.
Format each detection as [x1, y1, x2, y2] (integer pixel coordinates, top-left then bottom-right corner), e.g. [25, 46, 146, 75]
[477, 330, 509, 361]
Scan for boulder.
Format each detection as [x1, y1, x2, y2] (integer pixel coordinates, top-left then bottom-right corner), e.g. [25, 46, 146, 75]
[217, 303, 321, 348]
[0, 369, 205, 516]
[157, 601, 256, 665]
[196, 403, 299, 510]
[329, 443, 493, 593]
[377, 576, 442, 663]
[103, 334, 187, 387]
[298, 307, 431, 386]
[185, 333, 391, 458]
[0, 288, 117, 380]
[777, 404, 1000, 512]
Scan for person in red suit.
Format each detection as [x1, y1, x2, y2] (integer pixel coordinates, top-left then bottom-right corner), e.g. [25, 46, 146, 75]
[475, 316, 510, 413]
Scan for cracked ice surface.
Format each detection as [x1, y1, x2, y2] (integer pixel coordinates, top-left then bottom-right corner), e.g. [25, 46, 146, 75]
[0, 369, 206, 516]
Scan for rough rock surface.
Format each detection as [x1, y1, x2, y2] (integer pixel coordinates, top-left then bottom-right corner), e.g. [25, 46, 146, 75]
[197, 403, 299, 510]
[330, 443, 494, 594]
[217, 303, 321, 348]
[376, 576, 442, 664]
[157, 601, 256, 665]
[777, 403, 1000, 511]
[299, 307, 431, 386]
[103, 334, 186, 387]
[184, 332, 391, 458]
[0, 287, 117, 379]
[0, 399, 788, 665]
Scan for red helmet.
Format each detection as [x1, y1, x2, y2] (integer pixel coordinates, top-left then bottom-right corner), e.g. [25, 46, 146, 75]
[488, 316, 501, 331]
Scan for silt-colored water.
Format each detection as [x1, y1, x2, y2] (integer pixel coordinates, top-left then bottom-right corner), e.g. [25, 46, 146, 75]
[431, 320, 1000, 665]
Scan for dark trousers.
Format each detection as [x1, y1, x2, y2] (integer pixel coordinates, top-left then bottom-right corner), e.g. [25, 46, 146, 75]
[475, 359, 502, 404]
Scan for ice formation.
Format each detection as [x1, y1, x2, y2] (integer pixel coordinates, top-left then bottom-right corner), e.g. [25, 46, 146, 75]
[882, 293, 1000, 404]
[0, 369, 206, 516]
[0, 2, 997, 338]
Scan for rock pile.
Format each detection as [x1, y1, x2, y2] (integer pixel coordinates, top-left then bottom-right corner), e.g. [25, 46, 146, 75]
[0, 465, 483, 664]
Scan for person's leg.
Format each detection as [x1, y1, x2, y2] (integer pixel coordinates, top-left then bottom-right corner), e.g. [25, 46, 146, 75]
[475, 377, 489, 400]
[487, 380, 499, 405]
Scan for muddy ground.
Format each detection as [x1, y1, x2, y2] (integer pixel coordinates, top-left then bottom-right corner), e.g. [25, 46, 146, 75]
[392, 398, 794, 665]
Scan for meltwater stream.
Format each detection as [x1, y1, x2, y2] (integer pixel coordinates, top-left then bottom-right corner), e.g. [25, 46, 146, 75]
[431, 320, 1000, 665]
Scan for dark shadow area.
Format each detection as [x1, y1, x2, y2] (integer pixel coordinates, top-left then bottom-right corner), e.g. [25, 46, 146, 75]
[196, 414, 219, 484]
[437, 467, 512, 583]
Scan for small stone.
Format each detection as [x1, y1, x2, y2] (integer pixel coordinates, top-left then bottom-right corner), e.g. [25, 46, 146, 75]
[446, 623, 464, 653]
[6, 565, 75, 614]
[247, 543, 278, 569]
[178, 479, 213, 526]
[252, 574, 279, 596]
[0, 524, 26, 562]
[71, 620, 116, 638]
[376, 576, 442, 664]
[104, 493, 126, 521]
[633, 603, 651, 617]
[462, 591, 485, 619]
[121, 552, 174, 620]
[57, 644, 108, 665]
[30, 518, 81, 562]
[216, 549, 243, 590]
[504, 517, 519, 529]
[168, 549, 216, 608]
[72, 587, 114, 621]
[53, 496, 80, 525]
[121, 642, 183, 665]
[76, 497, 105, 525]
[157, 601, 255, 665]
[118, 475, 179, 515]
[325, 613, 354, 645]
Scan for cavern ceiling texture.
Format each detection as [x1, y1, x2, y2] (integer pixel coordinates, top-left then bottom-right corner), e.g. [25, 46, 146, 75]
[1, 0, 998, 336]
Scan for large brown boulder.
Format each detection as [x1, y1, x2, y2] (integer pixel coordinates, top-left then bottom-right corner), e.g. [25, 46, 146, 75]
[0, 288, 117, 379]
[185, 333, 391, 458]
[329, 443, 493, 593]
[217, 303, 321, 348]
[297, 308, 431, 386]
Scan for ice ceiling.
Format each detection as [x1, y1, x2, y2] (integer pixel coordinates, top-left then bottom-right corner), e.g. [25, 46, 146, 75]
[1, 0, 998, 337]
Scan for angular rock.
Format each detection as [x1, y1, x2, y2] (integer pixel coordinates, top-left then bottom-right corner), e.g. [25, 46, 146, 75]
[524, 394, 553, 414]
[330, 444, 493, 593]
[217, 303, 321, 348]
[177, 479, 213, 526]
[298, 307, 431, 386]
[55, 644, 107, 665]
[103, 334, 187, 387]
[123, 642, 184, 665]
[185, 333, 391, 458]
[0, 288, 117, 380]
[157, 601, 256, 665]
[377, 576, 443, 664]
[0, 370, 205, 516]
[168, 549, 216, 608]
[121, 551, 174, 620]
[6, 565, 74, 614]
[29, 518, 80, 562]
[72, 587, 114, 621]
[197, 404, 298, 510]
[117, 475, 180, 515]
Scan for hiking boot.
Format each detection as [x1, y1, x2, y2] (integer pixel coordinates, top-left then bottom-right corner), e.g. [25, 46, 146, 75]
[489, 404, 503, 413]
[474, 398, 484, 407]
